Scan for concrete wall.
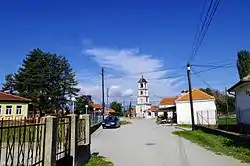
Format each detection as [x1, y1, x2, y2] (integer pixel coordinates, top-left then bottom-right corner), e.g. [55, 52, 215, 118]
[235, 84, 250, 124]
[176, 99, 217, 125]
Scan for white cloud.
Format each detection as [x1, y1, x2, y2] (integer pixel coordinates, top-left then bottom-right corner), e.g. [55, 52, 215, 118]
[78, 47, 184, 105]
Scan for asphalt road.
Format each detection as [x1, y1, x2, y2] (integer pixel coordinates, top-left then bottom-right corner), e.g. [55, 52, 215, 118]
[91, 118, 249, 166]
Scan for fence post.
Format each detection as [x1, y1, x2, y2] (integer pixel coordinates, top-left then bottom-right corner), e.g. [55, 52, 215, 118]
[68, 114, 78, 166]
[207, 110, 209, 127]
[82, 115, 90, 145]
[196, 112, 199, 125]
[44, 116, 57, 166]
[201, 111, 203, 125]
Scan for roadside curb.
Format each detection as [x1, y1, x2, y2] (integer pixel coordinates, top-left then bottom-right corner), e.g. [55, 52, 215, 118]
[175, 126, 192, 131]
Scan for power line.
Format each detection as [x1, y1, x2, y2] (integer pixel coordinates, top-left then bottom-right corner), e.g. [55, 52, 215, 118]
[191, 0, 211, 53]
[105, 66, 185, 80]
[191, 62, 234, 68]
[192, 63, 235, 75]
[192, 67, 213, 89]
[189, 0, 221, 63]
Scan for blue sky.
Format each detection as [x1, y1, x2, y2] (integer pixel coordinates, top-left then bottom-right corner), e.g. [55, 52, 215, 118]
[0, 0, 250, 103]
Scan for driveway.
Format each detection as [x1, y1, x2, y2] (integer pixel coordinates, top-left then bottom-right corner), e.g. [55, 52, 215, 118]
[91, 118, 249, 166]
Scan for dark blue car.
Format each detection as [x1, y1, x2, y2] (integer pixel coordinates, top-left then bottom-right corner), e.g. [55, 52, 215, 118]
[102, 116, 120, 129]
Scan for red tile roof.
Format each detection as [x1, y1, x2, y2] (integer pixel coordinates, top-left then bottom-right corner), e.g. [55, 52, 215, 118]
[159, 97, 178, 105]
[176, 89, 215, 101]
[92, 104, 102, 109]
[148, 105, 158, 111]
[0, 92, 31, 102]
[131, 108, 136, 114]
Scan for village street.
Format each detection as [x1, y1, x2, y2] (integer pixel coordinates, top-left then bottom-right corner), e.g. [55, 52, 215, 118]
[91, 119, 249, 166]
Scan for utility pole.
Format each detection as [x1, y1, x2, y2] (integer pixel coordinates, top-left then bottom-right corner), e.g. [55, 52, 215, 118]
[101, 68, 105, 120]
[106, 88, 109, 108]
[187, 64, 195, 130]
[122, 100, 126, 117]
[129, 101, 132, 119]
[225, 87, 229, 130]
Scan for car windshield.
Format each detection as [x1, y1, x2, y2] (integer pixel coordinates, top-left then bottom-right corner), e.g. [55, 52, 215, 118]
[106, 116, 117, 120]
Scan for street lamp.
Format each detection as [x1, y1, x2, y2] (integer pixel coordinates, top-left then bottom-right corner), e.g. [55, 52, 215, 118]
[71, 96, 76, 113]
[85, 105, 88, 114]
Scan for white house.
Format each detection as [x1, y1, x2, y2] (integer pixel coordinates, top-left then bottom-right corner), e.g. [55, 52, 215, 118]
[144, 105, 158, 119]
[135, 76, 151, 118]
[228, 75, 250, 124]
[175, 89, 217, 125]
[158, 97, 178, 119]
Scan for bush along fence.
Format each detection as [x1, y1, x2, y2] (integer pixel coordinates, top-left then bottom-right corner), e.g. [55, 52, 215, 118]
[0, 114, 103, 166]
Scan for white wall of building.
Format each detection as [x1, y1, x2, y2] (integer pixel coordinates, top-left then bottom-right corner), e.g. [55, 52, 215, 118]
[176, 100, 217, 125]
[136, 105, 151, 117]
[235, 84, 250, 124]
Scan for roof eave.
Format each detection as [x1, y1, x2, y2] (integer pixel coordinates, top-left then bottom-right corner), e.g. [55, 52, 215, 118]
[0, 100, 31, 103]
[227, 80, 250, 92]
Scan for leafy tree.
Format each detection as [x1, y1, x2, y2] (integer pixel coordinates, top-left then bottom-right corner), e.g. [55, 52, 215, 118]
[237, 50, 250, 79]
[4, 48, 79, 115]
[75, 95, 94, 114]
[1, 74, 16, 94]
[200, 88, 235, 114]
[110, 101, 123, 116]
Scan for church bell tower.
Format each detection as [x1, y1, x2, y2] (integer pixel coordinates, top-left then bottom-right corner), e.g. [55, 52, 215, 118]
[135, 75, 150, 117]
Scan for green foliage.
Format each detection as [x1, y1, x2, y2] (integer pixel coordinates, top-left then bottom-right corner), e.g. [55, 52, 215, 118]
[1, 73, 16, 94]
[237, 50, 250, 79]
[200, 88, 235, 114]
[217, 117, 237, 125]
[1, 48, 79, 115]
[75, 95, 93, 115]
[120, 120, 132, 125]
[177, 124, 192, 128]
[173, 130, 250, 163]
[86, 154, 113, 166]
[109, 101, 123, 116]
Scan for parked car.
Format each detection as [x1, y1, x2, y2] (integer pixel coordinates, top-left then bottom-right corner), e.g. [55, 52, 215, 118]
[102, 116, 120, 129]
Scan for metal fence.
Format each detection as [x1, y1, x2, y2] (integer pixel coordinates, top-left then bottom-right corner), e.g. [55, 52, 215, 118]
[0, 114, 102, 166]
[77, 118, 86, 145]
[56, 117, 71, 160]
[0, 117, 46, 166]
[89, 112, 103, 126]
[196, 110, 217, 126]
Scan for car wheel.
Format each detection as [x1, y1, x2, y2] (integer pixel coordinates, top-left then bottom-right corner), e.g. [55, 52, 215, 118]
[102, 126, 106, 129]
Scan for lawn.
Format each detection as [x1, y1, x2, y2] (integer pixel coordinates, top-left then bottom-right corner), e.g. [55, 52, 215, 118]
[172, 130, 250, 163]
[120, 120, 132, 125]
[177, 124, 192, 128]
[217, 117, 237, 125]
[86, 154, 113, 166]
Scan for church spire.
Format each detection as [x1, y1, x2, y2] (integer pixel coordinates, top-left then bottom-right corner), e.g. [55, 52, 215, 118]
[138, 75, 147, 83]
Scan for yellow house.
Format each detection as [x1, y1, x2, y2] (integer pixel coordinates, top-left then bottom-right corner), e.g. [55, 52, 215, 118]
[0, 92, 32, 120]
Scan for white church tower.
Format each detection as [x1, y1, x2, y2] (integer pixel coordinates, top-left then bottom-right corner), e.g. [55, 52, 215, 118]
[136, 76, 151, 117]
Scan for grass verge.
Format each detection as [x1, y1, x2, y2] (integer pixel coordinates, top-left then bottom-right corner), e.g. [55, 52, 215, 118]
[86, 154, 113, 166]
[177, 124, 192, 128]
[120, 120, 132, 125]
[172, 130, 250, 163]
[217, 117, 237, 125]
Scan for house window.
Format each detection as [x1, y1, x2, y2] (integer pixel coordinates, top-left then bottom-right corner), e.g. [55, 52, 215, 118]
[16, 106, 22, 114]
[6, 106, 12, 115]
[140, 91, 143, 95]
[140, 83, 143, 88]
